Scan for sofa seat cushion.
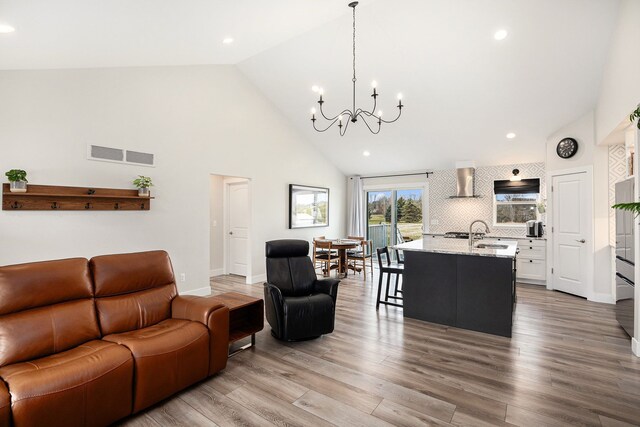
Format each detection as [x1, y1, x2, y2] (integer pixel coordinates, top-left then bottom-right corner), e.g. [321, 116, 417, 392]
[0, 340, 133, 427]
[282, 293, 335, 339]
[103, 318, 209, 413]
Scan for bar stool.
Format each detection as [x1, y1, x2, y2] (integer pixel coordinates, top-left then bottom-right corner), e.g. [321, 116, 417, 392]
[376, 247, 404, 309]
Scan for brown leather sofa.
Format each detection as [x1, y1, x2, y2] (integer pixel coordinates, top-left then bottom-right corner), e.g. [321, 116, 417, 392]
[0, 251, 229, 427]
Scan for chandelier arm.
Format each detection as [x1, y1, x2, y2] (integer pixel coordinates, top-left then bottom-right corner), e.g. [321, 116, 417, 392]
[379, 106, 403, 124]
[359, 113, 381, 135]
[319, 102, 352, 122]
[312, 116, 342, 133]
[339, 115, 353, 136]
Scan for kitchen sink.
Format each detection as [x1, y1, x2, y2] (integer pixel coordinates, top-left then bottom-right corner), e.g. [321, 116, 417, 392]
[475, 243, 509, 249]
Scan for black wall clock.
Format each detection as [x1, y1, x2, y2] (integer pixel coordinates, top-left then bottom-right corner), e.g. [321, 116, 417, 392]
[556, 137, 578, 159]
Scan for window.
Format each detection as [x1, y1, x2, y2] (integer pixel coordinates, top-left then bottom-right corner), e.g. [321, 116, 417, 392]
[494, 193, 539, 225]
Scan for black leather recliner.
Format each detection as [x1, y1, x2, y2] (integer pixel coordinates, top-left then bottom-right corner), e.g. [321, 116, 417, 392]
[264, 239, 340, 341]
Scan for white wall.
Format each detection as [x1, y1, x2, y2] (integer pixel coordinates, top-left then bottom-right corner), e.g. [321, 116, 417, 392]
[545, 111, 613, 303]
[596, 0, 640, 144]
[209, 175, 224, 276]
[0, 65, 346, 292]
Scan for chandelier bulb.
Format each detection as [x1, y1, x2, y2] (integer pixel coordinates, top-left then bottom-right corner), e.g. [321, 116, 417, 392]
[310, 108, 316, 115]
[371, 80, 377, 88]
[397, 93, 403, 100]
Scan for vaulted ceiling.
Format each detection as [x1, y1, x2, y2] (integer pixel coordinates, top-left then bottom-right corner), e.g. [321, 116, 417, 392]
[0, 0, 621, 174]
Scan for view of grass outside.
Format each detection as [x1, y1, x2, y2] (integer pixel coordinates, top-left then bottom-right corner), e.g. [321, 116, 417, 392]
[367, 189, 424, 244]
[495, 193, 538, 224]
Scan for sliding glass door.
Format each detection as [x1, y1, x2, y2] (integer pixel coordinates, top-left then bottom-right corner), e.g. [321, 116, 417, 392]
[366, 188, 424, 253]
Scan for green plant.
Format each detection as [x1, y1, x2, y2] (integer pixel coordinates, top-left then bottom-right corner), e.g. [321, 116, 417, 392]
[5, 169, 27, 183]
[631, 104, 640, 129]
[133, 175, 153, 189]
[612, 202, 640, 216]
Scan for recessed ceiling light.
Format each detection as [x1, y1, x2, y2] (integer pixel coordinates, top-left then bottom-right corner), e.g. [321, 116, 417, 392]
[363, 151, 371, 157]
[0, 24, 15, 34]
[506, 132, 516, 139]
[494, 29, 508, 41]
[222, 37, 234, 44]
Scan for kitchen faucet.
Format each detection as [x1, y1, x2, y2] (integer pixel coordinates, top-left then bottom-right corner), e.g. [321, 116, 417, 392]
[469, 220, 491, 248]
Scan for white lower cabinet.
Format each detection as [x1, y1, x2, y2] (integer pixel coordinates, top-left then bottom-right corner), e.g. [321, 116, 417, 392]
[494, 237, 547, 285]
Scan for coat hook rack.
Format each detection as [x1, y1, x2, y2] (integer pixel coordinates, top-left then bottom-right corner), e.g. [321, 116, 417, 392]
[2, 183, 153, 211]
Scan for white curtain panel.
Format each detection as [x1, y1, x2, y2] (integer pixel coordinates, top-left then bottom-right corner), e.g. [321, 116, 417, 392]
[347, 176, 365, 237]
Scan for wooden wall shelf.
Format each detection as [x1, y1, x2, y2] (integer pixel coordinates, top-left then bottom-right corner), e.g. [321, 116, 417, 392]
[2, 184, 153, 211]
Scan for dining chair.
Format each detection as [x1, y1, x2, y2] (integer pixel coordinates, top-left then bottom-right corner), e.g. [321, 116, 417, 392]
[347, 240, 374, 280]
[376, 247, 404, 309]
[314, 240, 340, 277]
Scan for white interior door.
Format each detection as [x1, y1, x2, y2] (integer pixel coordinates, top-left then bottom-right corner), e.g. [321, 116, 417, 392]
[551, 171, 592, 298]
[227, 181, 249, 276]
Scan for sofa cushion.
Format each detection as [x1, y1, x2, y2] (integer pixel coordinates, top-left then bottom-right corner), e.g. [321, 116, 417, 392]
[0, 340, 133, 427]
[0, 381, 9, 427]
[0, 299, 101, 367]
[96, 284, 176, 336]
[90, 250, 175, 297]
[91, 251, 178, 336]
[0, 258, 92, 315]
[103, 318, 209, 413]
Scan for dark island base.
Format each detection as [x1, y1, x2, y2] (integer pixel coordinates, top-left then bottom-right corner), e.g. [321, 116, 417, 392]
[403, 251, 516, 337]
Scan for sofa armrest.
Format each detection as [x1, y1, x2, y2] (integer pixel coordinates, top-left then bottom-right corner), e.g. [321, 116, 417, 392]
[172, 295, 230, 375]
[314, 278, 340, 302]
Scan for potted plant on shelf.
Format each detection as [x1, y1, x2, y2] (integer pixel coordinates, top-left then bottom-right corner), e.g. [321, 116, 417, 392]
[133, 175, 153, 197]
[631, 104, 640, 129]
[5, 169, 28, 193]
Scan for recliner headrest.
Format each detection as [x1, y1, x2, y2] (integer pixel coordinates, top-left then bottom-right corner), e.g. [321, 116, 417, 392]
[265, 240, 309, 258]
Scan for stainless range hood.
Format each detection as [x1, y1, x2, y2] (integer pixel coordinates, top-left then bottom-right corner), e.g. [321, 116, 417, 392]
[449, 167, 480, 198]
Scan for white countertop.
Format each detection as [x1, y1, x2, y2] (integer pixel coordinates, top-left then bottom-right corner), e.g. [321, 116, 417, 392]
[394, 237, 518, 259]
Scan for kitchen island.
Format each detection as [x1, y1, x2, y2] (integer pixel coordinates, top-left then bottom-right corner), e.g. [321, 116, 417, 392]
[393, 237, 518, 337]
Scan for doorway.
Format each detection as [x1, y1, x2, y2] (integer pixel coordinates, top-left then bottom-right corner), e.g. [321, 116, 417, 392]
[209, 175, 251, 284]
[366, 187, 425, 253]
[549, 168, 593, 298]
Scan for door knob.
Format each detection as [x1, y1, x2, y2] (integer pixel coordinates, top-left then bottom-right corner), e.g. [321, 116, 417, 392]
[229, 231, 233, 235]
[576, 239, 585, 243]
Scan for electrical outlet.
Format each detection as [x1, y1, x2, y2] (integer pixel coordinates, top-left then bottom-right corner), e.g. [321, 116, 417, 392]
[180, 273, 186, 283]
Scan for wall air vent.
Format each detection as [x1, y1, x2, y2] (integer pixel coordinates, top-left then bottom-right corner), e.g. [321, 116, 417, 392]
[125, 150, 154, 166]
[87, 145, 155, 167]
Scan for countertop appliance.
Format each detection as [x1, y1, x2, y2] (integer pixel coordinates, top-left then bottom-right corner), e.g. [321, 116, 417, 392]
[526, 220, 544, 237]
[615, 178, 635, 337]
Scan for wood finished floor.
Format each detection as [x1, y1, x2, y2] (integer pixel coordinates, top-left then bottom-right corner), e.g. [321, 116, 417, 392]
[119, 272, 640, 427]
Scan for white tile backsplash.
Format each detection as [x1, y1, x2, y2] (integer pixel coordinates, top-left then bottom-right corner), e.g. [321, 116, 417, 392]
[429, 162, 546, 238]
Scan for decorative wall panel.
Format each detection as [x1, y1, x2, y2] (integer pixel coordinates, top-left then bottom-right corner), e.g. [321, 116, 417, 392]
[429, 162, 546, 238]
[609, 144, 627, 245]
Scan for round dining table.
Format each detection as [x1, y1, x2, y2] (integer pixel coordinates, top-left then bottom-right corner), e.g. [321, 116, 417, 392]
[321, 239, 361, 277]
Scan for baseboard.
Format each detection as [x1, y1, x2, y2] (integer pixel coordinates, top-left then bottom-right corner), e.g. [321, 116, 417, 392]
[181, 286, 211, 296]
[588, 292, 615, 304]
[249, 273, 267, 284]
[633, 338, 639, 357]
[209, 268, 224, 277]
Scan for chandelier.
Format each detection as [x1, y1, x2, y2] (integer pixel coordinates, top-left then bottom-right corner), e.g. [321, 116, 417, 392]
[310, 1, 403, 136]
